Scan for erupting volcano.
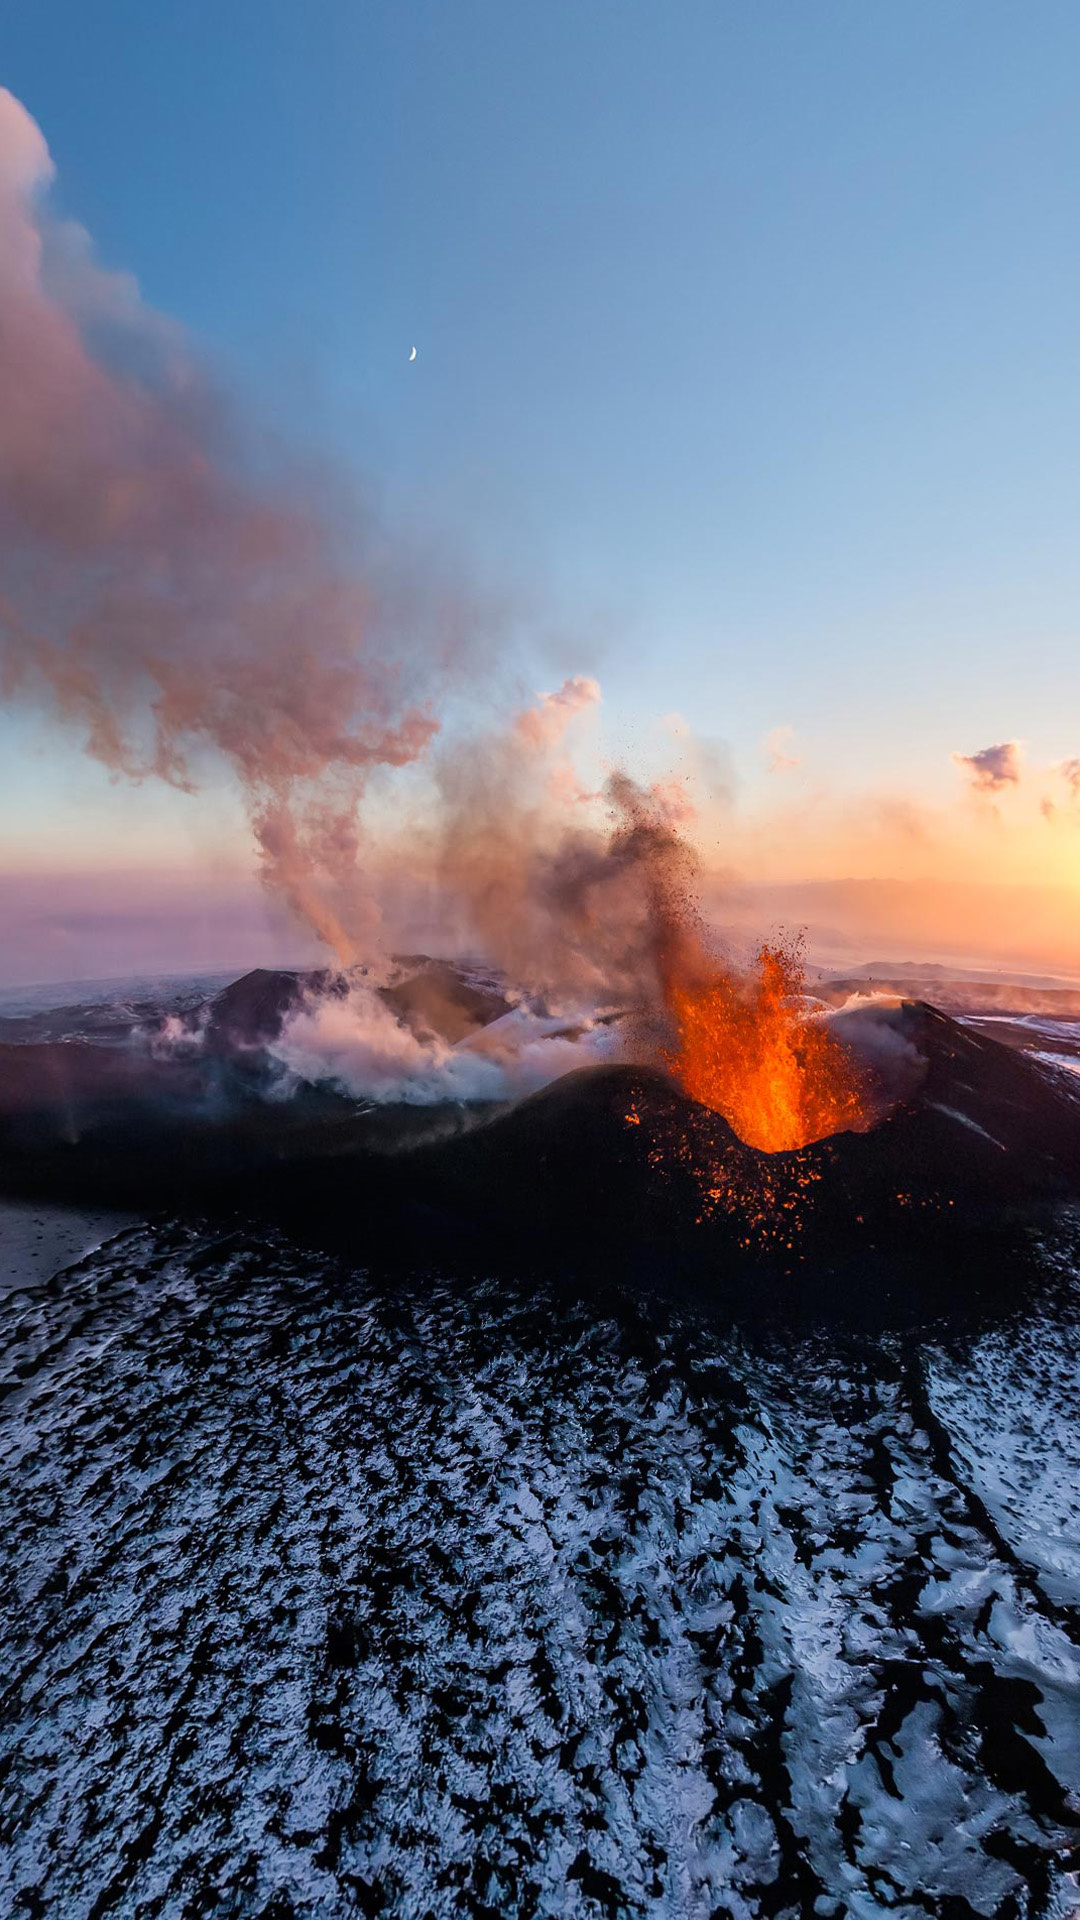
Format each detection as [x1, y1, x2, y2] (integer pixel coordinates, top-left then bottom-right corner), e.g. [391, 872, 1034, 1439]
[9, 13, 1080, 1915]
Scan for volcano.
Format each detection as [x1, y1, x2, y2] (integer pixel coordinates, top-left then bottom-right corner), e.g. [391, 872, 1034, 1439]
[250, 997, 1080, 1298]
[1, 967, 1079, 1299]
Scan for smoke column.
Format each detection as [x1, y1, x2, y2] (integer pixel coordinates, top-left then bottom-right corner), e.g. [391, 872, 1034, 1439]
[0, 87, 698, 1012]
[0, 86, 463, 964]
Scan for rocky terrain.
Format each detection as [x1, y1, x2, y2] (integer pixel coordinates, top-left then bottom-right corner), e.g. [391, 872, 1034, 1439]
[2, 1213, 1080, 1918]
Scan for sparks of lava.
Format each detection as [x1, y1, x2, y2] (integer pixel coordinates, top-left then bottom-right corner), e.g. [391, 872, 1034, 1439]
[661, 934, 872, 1155]
[625, 1088, 827, 1254]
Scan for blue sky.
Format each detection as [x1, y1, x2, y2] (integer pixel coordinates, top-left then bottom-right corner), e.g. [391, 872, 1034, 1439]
[3, 1, 1080, 901]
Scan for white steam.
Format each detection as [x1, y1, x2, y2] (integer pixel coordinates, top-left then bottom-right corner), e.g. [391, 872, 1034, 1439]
[825, 994, 928, 1108]
[271, 983, 620, 1106]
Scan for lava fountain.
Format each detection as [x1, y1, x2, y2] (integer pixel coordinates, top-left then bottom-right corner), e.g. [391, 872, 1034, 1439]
[660, 938, 873, 1154]
[585, 779, 874, 1159]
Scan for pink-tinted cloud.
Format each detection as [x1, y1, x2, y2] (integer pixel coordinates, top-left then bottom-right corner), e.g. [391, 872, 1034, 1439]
[513, 675, 600, 752]
[951, 740, 1023, 794]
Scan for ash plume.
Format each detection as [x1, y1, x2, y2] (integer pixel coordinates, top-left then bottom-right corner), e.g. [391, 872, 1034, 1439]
[268, 747, 710, 1109]
[0, 87, 472, 965]
[430, 678, 701, 1014]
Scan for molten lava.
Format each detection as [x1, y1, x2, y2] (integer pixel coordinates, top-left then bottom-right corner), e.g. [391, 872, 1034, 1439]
[662, 939, 871, 1153]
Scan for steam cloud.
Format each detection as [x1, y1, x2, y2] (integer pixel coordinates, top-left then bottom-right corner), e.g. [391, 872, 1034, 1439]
[0, 87, 469, 964]
[273, 983, 619, 1107]
[513, 675, 600, 752]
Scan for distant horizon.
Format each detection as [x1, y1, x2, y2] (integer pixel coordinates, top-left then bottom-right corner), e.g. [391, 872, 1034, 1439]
[3, 867, 1079, 997]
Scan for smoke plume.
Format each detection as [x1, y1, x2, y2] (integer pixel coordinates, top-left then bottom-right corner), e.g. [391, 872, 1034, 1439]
[0, 87, 470, 964]
[273, 982, 618, 1107]
[428, 669, 702, 1014]
[0, 87, 719, 1044]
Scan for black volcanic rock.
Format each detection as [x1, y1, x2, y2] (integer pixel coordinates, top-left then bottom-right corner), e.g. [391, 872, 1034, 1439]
[856, 1000, 1080, 1177]
[0, 1040, 206, 1143]
[405, 1062, 719, 1242]
[203, 967, 320, 1053]
[0, 1034, 363, 1206]
[379, 957, 511, 1043]
[0, 996, 166, 1048]
[7, 1209, 1080, 1911]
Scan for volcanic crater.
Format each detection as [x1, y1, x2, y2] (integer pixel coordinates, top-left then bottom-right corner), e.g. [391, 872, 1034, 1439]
[2, 960, 1079, 1306]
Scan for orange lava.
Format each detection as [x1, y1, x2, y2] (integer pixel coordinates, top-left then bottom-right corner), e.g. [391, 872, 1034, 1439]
[662, 938, 871, 1153]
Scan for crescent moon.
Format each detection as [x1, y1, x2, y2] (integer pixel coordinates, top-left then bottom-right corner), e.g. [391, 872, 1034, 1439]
[409, 346, 417, 361]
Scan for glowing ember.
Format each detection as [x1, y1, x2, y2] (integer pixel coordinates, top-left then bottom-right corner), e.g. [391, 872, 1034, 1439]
[661, 938, 871, 1153]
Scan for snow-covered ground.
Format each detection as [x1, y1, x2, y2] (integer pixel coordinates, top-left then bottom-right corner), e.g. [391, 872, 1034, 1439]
[3, 1217, 1079, 1918]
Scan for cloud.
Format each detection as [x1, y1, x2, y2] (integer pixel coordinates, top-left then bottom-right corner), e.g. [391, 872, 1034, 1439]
[1058, 758, 1080, 802]
[272, 982, 618, 1107]
[1042, 757, 1080, 824]
[951, 741, 1023, 795]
